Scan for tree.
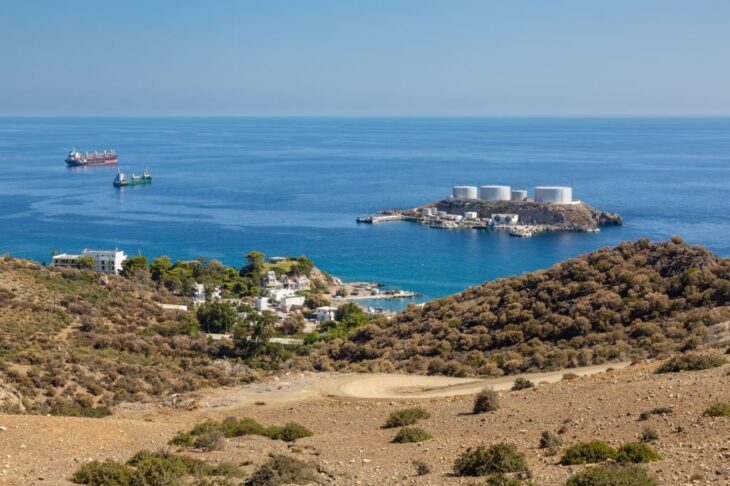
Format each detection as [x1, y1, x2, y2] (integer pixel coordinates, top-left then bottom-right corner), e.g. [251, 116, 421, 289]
[150, 256, 173, 283]
[293, 256, 314, 276]
[281, 313, 306, 335]
[233, 310, 279, 359]
[77, 255, 95, 270]
[335, 302, 370, 329]
[196, 302, 239, 334]
[121, 256, 148, 278]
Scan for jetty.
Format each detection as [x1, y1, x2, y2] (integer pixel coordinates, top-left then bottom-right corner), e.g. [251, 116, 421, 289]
[357, 213, 417, 224]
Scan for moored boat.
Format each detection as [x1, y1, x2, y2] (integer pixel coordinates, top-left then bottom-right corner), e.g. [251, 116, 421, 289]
[113, 169, 151, 187]
[65, 148, 118, 167]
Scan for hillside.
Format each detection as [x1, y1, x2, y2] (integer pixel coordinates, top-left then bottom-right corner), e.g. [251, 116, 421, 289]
[305, 238, 730, 375]
[0, 257, 255, 414]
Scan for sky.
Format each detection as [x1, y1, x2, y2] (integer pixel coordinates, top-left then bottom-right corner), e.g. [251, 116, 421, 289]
[1, 0, 729, 116]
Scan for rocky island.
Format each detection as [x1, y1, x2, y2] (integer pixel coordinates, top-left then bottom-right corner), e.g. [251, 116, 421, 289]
[358, 184, 622, 236]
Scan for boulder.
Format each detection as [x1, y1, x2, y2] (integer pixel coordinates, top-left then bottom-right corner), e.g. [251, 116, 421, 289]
[0, 382, 25, 413]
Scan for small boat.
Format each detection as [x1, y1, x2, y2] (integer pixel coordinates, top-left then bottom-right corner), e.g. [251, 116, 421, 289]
[113, 169, 151, 187]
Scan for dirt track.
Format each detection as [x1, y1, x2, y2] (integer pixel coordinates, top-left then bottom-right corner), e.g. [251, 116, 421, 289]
[200, 362, 630, 410]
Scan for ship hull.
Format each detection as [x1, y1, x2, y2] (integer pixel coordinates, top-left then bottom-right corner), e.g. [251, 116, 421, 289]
[65, 157, 118, 167]
[113, 178, 151, 188]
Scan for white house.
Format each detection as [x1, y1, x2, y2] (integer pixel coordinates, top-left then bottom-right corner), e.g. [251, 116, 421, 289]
[254, 296, 270, 312]
[315, 306, 337, 322]
[280, 295, 305, 312]
[267, 288, 295, 302]
[264, 271, 279, 289]
[52, 248, 127, 275]
[191, 283, 221, 303]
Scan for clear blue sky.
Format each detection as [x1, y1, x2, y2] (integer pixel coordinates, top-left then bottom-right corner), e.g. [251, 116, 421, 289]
[2, 0, 729, 116]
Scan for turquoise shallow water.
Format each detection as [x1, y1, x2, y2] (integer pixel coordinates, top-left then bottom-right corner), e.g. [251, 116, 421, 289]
[0, 117, 728, 304]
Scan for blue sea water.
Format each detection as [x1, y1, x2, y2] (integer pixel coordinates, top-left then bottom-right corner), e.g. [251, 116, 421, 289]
[0, 117, 728, 306]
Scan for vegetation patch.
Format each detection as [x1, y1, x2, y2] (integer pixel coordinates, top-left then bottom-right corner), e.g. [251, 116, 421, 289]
[383, 407, 430, 428]
[245, 454, 319, 486]
[615, 442, 661, 464]
[565, 464, 658, 486]
[639, 427, 659, 443]
[538, 431, 563, 455]
[170, 417, 313, 448]
[49, 403, 112, 418]
[560, 440, 617, 465]
[453, 443, 530, 477]
[392, 427, 432, 443]
[638, 406, 672, 421]
[511, 378, 534, 391]
[473, 388, 500, 414]
[703, 401, 730, 417]
[72, 449, 242, 485]
[71, 460, 134, 485]
[655, 353, 726, 373]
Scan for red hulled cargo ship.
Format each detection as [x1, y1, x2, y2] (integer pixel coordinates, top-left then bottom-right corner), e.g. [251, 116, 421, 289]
[65, 148, 118, 167]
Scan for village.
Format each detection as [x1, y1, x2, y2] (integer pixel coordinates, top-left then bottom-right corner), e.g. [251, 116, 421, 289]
[50, 248, 419, 343]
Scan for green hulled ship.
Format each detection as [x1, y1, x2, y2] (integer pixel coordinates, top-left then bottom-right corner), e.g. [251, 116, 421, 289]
[113, 170, 151, 187]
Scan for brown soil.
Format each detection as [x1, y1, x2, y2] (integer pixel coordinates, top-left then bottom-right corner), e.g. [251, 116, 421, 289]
[0, 360, 728, 485]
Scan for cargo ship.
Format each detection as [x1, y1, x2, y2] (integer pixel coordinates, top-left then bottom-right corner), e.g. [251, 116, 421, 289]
[113, 170, 151, 187]
[65, 148, 118, 167]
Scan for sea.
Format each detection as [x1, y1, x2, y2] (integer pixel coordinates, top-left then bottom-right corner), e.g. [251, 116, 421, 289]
[1, 117, 728, 309]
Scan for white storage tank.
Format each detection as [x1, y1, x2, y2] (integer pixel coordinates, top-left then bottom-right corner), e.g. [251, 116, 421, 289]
[511, 189, 528, 202]
[452, 185, 478, 200]
[421, 207, 436, 216]
[437, 211, 448, 217]
[464, 211, 478, 220]
[534, 186, 572, 204]
[479, 185, 511, 201]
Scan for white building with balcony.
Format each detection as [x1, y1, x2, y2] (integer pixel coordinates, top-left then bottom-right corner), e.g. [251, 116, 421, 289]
[52, 248, 127, 275]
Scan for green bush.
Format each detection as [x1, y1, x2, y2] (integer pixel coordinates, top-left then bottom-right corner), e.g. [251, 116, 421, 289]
[392, 427, 432, 443]
[71, 460, 133, 485]
[245, 454, 319, 486]
[266, 422, 314, 442]
[473, 389, 500, 414]
[50, 403, 112, 418]
[703, 401, 730, 417]
[453, 443, 530, 477]
[538, 431, 562, 455]
[560, 440, 617, 465]
[383, 407, 430, 428]
[615, 442, 661, 464]
[194, 430, 226, 451]
[172, 417, 313, 446]
[169, 432, 195, 448]
[655, 354, 726, 373]
[483, 473, 530, 486]
[566, 464, 658, 486]
[73, 450, 242, 486]
[639, 427, 659, 443]
[511, 378, 534, 391]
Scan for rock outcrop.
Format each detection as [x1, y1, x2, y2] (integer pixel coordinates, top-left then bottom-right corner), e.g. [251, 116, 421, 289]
[0, 382, 25, 413]
[421, 200, 622, 230]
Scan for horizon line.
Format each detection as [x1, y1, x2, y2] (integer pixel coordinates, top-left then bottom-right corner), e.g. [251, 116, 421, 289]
[2, 114, 730, 119]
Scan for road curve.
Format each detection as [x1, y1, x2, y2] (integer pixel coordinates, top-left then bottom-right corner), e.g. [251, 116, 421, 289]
[329, 362, 630, 400]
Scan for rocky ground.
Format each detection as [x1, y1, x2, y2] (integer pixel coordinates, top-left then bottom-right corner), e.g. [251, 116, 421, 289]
[0, 359, 728, 485]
